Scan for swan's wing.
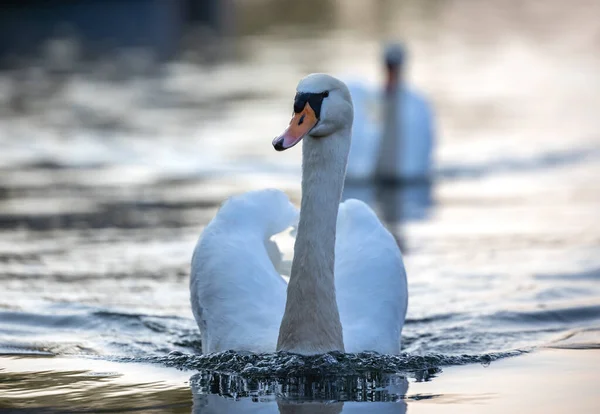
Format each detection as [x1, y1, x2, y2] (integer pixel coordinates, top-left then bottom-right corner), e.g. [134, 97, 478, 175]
[335, 199, 408, 354]
[190, 189, 298, 353]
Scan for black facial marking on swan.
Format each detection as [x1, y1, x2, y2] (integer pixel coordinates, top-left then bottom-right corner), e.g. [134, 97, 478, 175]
[293, 91, 329, 119]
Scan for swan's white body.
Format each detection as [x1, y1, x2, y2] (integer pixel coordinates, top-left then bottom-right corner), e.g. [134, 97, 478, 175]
[191, 191, 407, 354]
[345, 83, 435, 181]
[190, 74, 408, 355]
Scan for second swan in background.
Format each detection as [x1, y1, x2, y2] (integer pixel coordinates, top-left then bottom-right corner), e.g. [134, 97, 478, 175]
[346, 43, 436, 183]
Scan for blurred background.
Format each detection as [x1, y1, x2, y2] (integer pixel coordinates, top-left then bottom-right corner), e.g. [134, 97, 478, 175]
[0, 0, 599, 359]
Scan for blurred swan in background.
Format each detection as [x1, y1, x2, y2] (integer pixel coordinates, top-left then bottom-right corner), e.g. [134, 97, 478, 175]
[190, 74, 408, 355]
[346, 44, 436, 183]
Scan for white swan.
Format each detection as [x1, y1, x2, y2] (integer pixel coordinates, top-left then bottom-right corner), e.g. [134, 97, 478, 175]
[345, 44, 436, 182]
[190, 74, 408, 355]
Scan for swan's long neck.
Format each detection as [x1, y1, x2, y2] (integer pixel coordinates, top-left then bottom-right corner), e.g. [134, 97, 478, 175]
[376, 83, 401, 181]
[277, 128, 350, 354]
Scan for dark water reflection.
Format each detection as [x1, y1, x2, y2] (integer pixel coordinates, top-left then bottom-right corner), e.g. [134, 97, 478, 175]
[343, 182, 433, 250]
[343, 182, 433, 222]
[191, 371, 410, 413]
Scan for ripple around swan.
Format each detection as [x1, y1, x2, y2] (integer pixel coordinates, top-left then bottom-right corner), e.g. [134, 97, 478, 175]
[120, 349, 526, 379]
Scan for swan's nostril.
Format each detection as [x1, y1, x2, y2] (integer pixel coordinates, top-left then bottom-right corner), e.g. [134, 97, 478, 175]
[298, 114, 305, 126]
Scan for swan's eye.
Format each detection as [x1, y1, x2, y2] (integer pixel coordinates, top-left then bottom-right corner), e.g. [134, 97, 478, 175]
[323, 91, 329, 98]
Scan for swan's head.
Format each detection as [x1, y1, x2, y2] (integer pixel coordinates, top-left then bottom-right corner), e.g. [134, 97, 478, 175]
[384, 43, 406, 91]
[384, 43, 406, 67]
[272, 73, 353, 151]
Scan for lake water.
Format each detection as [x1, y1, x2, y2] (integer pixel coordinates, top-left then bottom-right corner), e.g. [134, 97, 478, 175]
[1, 0, 600, 412]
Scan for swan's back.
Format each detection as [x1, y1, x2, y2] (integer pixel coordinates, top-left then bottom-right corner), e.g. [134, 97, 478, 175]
[335, 199, 408, 353]
[346, 83, 435, 180]
[345, 82, 381, 179]
[190, 189, 298, 353]
[402, 88, 435, 179]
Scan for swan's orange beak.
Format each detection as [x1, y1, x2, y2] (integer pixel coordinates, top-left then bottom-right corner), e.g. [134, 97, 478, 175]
[272, 102, 318, 151]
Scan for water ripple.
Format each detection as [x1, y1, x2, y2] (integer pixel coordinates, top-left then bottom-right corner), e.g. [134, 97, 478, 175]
[121, 349, 526, 379]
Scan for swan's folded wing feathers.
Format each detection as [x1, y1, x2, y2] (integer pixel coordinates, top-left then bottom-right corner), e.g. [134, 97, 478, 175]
[190, 189, 298, 354]
[335, 199, 408, 354]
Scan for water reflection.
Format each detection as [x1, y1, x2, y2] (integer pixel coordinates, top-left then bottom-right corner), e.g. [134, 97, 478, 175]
[191, 371, 411, 413]
[342, 182, 433, 249]
[0, 356, 192, 412]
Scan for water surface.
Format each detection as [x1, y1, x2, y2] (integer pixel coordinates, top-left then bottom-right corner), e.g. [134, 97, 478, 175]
[0, 0, 599, 411]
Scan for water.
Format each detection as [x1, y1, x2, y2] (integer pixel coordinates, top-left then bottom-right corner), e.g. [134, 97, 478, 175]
[1, 0, 600, 411]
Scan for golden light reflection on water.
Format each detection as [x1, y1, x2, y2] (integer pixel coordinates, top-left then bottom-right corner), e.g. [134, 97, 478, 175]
[0, 355, 192, 412]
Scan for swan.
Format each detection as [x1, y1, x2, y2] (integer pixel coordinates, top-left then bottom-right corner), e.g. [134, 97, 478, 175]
[190, 74, 408, 355]
[345, 44, 436, 182]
